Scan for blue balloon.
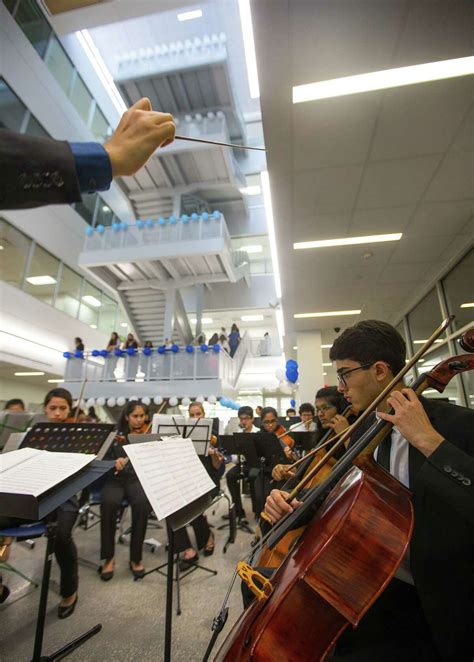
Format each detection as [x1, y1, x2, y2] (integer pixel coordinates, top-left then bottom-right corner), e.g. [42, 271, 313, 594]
[127, 347, 136, 356]
[212, 344, 221, 353]
[171, 344, 179, 353]
[212, 210, 221, 219]
[100, 349, 109, 358]
[200, 344, 209, 352]
[201, 212, 209, 222]
[220, 397, 228, 407]
[158, 346, 166, 354]
[286, 359, 298, 369]
[185, 345, 194, 354]
[143, 346, 152, 356]
[112, 222, 121, 232]
[136, 219, 144, 229]
[286, 367, 298, 383]
[146, 219, 154, 228]
[181, 214, 190, 224]
[232, 403, 240, 410]
[290, 399, 296, 408]
[191, 213, 199, 222]
[85, 226, 94, 236]
[168, 215, 177, 225]
[91, 349, 100, 357]
[158, 217, 166, 226]
[74, 350, 84, 359]
[115, 348, 124, 357]
[63, 351, 71, 359]
[95, 224, 105, 234]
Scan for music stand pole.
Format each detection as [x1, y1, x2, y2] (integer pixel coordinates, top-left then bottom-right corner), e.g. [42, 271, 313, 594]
[164, 521, 175, 662]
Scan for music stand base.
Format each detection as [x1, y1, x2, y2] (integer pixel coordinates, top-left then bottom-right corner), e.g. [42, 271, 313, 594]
[36, 624, 102, 662]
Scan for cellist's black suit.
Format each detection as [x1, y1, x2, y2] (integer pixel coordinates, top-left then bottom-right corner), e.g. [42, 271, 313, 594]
[334, 398, 474, 662]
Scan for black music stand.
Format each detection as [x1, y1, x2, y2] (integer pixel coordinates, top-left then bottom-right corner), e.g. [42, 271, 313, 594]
[291, 431, 317, 455]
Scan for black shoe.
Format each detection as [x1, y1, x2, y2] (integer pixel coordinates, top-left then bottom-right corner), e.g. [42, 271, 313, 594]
[129, 562, 145, 580]
[203, 532, 215, 557]
[58, 595, 78, 619]
[0, 585, 10, 604]
[98, 565, 114, 581]
[179, 553, 199, 572]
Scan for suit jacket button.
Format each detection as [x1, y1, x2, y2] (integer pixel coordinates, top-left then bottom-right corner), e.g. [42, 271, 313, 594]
[51, 171, 65, 188]
[443, 465, 452, 474]
[462, 478, 471, 486]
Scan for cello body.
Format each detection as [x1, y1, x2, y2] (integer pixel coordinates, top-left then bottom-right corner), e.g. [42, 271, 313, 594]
[215, 458, 413, 661]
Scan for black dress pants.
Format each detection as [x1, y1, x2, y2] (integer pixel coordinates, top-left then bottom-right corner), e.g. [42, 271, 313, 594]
[100, 477, 151, 563]
[53, 505, 79, 599]
[174, 514, 210, 553]
[226, 464, 258, 516]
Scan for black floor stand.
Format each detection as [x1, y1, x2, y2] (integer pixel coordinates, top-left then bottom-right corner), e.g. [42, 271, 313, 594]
[32, 522, 101, 662]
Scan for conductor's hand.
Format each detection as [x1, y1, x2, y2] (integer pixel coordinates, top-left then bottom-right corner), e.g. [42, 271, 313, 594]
[104, 97, 175, 177]
[264, 490, 302, 524]
[272, 464, 296, 482]
[115, 457, 129, 473]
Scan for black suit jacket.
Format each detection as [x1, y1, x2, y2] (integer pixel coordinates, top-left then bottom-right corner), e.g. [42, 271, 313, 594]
[350, 398, 474, 660]
[0, 130, 81, 209]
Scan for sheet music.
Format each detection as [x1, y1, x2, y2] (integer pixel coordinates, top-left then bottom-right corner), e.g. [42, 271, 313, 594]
[151, 414, 186, 434]
[124, 438, 215, 520]
[0, 447, 95, 497]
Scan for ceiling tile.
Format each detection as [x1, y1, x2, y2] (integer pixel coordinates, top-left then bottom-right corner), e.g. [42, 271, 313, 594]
[349, 205, 415, 235]
[389, 234, 454, 263]
[293, 164, 364, 215]
[294, 212, 352, 242]
[407, 200, 473, 236]
[423, 151, 474, 202]
[379, 262, 434, 284]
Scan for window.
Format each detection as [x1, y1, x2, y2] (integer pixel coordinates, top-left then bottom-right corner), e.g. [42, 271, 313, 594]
[24, 113, 48, 138]
[95, 202, 114, 227]
[99, 294, 117, 335]
[15, 0, 52, 59]
[90, 105, 110, 143]
[442, 249, 474, 332]
[23, 243, 60, 305]
[69, 73, 93, 125]
[408, 288, 446, 348]
[418, 345, 465, 406]
[0, 218, 31, 288]
[79, 281, 102, 327]
[44, 36, 75, 97]
[0, 79, 26, 131]
[74, 193, 97, 226]
[55, 265, 82, 318]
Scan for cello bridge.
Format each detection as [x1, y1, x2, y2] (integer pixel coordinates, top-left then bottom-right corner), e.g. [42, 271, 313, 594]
[237, 561, 274, 602]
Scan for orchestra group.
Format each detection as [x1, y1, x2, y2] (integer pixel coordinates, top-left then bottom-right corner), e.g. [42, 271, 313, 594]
[0, 319, 472, 660]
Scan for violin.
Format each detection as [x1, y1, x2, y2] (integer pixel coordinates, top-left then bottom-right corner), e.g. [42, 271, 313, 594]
[212, 320, 474, 662]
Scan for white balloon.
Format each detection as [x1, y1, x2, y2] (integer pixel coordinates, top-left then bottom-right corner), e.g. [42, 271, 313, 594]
[129, 395, 139, 401]
[96, 396, 106, 407]
[117, 396, 126, 407]
[153, 396, 163, 405]
[169, 396, 178, 407]
[86, 398, 95, 408]
[279, 380, 293, 395]
[107, 397, 116, 407]
[181, 397, 191, 407]
[196, 395, 205, 404]
[275, 368, 286, 381]
[141, 396, 151, 406]
[207, 395, 217, 405]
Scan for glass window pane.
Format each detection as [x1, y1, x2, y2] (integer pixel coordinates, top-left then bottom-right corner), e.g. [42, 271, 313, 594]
[407, 288, 445, 348]
[55, 265, 82, 318]
[24, 114, 48, 138]
[0, 78, 26, 131]
[15, 0, 52, 59]
[79, 281, 102, 327]
[90, 105, 109, 142]
[418, 344, 464, 406]
[3, 0, 18, 15]
[99, 294, 117, 335]
[95, 201, 114, 227]
[74, 192, 97, 225]
[0, 218, 31, 287]
[23, 243, 60, 305]
[69, 74, 93, 124]
[442, 249, 474, 332]
[44, 36, 74, 97]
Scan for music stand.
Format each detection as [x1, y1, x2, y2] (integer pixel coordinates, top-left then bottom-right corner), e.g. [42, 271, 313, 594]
[20, 422, 116, 460]
[291, 431, 317, 455]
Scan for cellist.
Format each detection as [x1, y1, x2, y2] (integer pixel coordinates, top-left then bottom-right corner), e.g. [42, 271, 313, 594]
[264, 320, 473, 661]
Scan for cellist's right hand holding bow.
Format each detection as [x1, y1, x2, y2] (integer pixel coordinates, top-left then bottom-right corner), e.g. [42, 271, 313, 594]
[264, 489, 302, 524]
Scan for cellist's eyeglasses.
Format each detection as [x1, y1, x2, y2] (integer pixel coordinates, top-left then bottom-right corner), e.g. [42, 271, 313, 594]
[336, 363, 374, 387]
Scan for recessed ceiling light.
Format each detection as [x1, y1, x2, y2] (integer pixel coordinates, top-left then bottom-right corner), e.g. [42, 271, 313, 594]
[460, 302, 474, 308]
[321, 344, 333, 348]
[82, 295, 102, 307]
[241, 244, 263, 254]
[239, 185, 261, 196]
[323, 372, 327, 376]
[90, 324, 98, 329]
[241, 314, 264, 322]
[102, 205, 111, 213]
[120, 322, 128, 327]
[0, 245, 4, 250]
[322, 362, 332, 367]
[238, 0, 260, 98]
[293, 346, 298, 350]
[14, 371, 45, 376]
[294, 310, 361, 319]
[177, 9, 202, 21]
[190, 317, 213, 325]
[413, 339, 443, 344]
[293, 56, 474, 104]
[48, 379, 64, 383]
[26, 275, 57, 286]
[294, 233, 402, 250]
[261, 170, 282, 299]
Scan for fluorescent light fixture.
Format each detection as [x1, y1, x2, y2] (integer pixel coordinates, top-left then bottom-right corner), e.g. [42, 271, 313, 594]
[177, 9, 202, 21]
[294, 310, 361, 319]
[82, 295, 102, 308]
[294, 233, 402, 250]
[323, 372, 327, 376]
[322, 362, 332, 367]
[261, 171, 282, 299]
[190, 317, 213, 325]
[293, 56, 474, 104]
[293, 346, 298, 350]
[460, 302, 474, 308]
[241, 314, 264, 322]
[413, 339, 443, 344]
[48, 379, 64, 383]
[90, 324, 98, 329]
[15, 371, 45, 376]
[0, 245, 4, 250]
[275, 308, 285, 347]
[102, 205, 111, 213]
[120, 322, 128, 327]
[26, 275, 57, 286]
[321, 344, 333, 349]
[242, 244, 263, 254]
[76, 29, 127, 116]
[238, 0, 260, 98]
[239, 185, 261, 196]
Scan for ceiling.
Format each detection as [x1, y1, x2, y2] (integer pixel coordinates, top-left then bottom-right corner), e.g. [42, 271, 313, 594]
[251, 0, 473, 352]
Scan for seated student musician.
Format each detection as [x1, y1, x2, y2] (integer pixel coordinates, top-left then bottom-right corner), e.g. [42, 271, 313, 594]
[286, 407, 297, 418]
[225, 406, 260, 520]
[99, 401, 151, 581]
[264, 320, 474, 661]
[43, 388, 81, 618]
[4, 398, 25, 412]
[297, 402, 316, 431]
[174, 402, 219, 568]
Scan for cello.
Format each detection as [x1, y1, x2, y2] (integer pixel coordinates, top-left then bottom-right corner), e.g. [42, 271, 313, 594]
[212, 321, 474, 661]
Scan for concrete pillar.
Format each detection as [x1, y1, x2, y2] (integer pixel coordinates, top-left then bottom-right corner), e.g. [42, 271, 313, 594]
[295, 330, 324, 405]
[163, 289, 176, 341]
[194, 284, 204, 337]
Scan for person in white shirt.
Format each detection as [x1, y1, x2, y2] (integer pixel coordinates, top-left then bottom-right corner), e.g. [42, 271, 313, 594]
[226, 406, 259, 520]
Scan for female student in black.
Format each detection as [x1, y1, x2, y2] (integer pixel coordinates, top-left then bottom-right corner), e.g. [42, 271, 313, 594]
[99, 401, 151, 580]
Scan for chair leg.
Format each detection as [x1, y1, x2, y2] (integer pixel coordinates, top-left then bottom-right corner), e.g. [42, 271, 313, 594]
[0, 561, 39, 588]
